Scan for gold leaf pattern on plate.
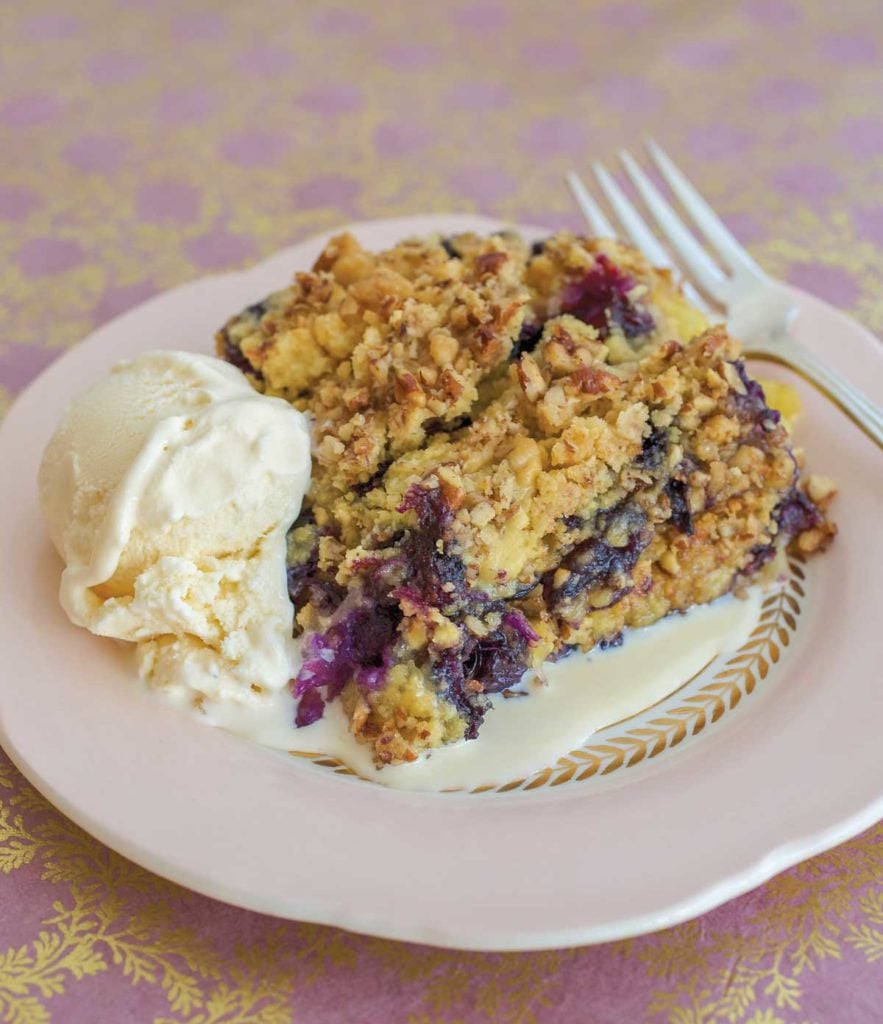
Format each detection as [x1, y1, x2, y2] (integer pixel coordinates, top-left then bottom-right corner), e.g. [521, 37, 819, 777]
[292, 556, 806, 794]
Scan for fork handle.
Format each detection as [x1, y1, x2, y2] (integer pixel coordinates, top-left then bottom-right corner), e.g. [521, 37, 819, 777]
[744, 334, 883, 451]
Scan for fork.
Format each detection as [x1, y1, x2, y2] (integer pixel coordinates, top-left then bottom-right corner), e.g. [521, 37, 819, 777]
[565, 141, 883, 448]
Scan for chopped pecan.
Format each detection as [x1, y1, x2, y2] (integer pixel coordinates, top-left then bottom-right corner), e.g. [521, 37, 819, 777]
[475, 251, 508, 276]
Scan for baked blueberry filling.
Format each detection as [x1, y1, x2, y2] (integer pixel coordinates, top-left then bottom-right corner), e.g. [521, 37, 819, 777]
[543, 504, 650, 612]
[511, 320, 544, 359]
[599, 632, 624, 650]
[352, 460, 392, 496]
[664, 478, 694, 535]
[440, 237, 461, 259]
[395, 486, 469, 612]
[293, 599, 401, 724]
[560, 254, 655, 340]
[775, 486, 824, 539]
[637, 425, 668, 470]
[741, 543, 776, 577]
[287, 523, 344, 619]
[289, 485, 544, 726]
[245, 300, 269, 318]
[729, 360, 781, 440]
[219, 327, 264, 381]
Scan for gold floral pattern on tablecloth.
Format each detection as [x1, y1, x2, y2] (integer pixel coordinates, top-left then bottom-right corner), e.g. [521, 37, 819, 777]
[1, 760, 881, 1023]
[1, 0, 881, 1020]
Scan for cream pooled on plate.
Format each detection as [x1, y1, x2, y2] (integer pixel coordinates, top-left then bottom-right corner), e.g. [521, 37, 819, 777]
[38, 350, 311, 710]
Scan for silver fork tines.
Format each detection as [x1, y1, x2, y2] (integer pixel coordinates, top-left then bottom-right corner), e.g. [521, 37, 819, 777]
[618, 148, 729, 303]
[591, 159, 711, 315]
[565, 142, 883, 448]
[563, 171, 614, 238]
[644, 138, 762, 279]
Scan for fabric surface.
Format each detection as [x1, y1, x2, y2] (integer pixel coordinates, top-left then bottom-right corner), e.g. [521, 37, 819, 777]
[1, 1, 881, 1021]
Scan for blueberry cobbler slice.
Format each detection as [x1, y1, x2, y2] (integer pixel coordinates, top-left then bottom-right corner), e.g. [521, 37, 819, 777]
[218, 230, 835, 765]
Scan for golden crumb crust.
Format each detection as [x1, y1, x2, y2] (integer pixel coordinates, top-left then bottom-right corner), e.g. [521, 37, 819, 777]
[219, 230, 834, 766]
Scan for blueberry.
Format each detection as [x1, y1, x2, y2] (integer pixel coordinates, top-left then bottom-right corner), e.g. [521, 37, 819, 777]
[559, 254, 655, 340]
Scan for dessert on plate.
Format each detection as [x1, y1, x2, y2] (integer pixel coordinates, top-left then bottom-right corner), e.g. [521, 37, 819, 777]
[218, 229, 835, 765]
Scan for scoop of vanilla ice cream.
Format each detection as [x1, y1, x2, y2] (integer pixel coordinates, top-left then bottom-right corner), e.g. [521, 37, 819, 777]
[38, 350, 311, 706]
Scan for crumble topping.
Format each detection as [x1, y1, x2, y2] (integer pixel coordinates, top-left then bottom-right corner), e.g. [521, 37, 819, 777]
[218, 230, 834, 765]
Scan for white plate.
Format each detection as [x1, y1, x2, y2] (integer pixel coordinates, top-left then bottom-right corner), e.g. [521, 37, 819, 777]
[1, 215, 881, 951]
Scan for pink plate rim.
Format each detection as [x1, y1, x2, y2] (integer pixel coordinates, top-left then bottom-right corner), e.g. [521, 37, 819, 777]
[0, 214, 881, 951]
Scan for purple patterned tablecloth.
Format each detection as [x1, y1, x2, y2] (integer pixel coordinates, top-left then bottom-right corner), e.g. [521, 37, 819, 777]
[1, 2, 882, 1021]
